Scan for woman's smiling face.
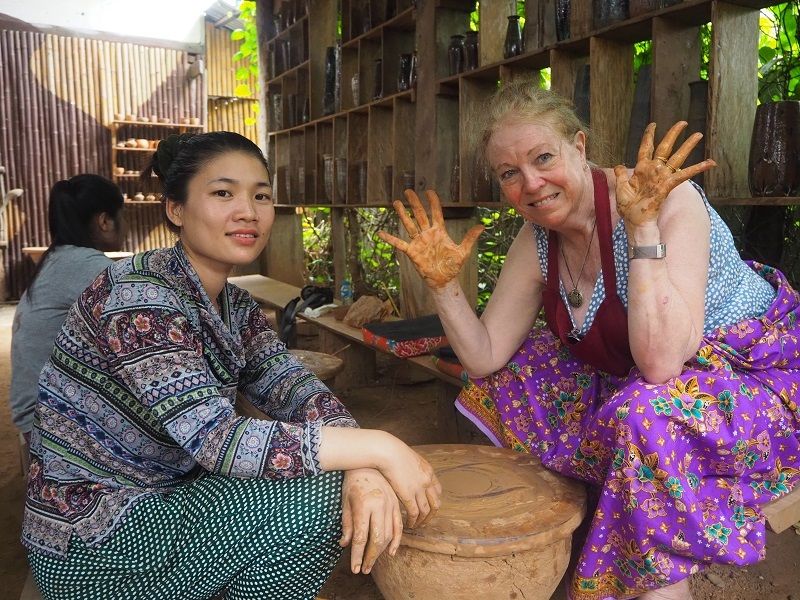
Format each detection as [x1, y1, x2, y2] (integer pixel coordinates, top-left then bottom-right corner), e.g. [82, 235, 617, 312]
[166, 150, 274, 284]
[487, 118, 589, 226]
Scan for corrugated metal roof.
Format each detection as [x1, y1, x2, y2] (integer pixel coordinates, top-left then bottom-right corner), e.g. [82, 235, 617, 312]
[204, 0, 245, 31]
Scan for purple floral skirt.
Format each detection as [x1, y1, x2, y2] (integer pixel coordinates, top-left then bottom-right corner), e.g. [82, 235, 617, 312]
[455, 264, 800, 600]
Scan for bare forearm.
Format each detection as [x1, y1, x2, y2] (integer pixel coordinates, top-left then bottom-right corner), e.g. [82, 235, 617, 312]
[627, 225, 701, 382]
[429, 281, 499, 377]
[318, 426, 399, 472]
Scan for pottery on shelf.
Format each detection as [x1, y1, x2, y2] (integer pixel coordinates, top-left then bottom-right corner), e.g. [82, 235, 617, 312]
[748, 100, 800, 196]
[555, 0, 571, 41]
[503, 15, 523, 59]
[447, 34, 465, 77]
[372, 58, 384, 100]
[397, 53, 413, 92]
[464, 31, 479, 71]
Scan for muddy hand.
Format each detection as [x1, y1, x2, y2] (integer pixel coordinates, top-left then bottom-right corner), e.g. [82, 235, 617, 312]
[340, 468, 403, 575]
[378, 189, 484, 289]
[614, 121, 716, 228]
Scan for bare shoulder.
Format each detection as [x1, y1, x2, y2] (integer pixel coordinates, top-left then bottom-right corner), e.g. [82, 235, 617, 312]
[504, 222, 545, 286]
[659, 179, 710, 229]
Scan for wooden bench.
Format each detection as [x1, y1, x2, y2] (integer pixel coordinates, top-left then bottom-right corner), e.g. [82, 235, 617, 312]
[228, 275, 800, 532]
[229, 274, 472, 442]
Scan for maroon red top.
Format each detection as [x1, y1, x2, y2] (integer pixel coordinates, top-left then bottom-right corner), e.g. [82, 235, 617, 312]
[542, 169, 635, 376]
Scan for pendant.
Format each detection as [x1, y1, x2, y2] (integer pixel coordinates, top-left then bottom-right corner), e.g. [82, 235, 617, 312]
[567, 288, 583, 308]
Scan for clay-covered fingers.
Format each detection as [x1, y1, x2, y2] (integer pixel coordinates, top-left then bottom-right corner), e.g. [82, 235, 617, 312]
[392, 199, 421, 239]
[424, 189, 446, 228]
[388, 501, 403, 556]
[637, 122, 657, 163]
[461, 223, 486, 255]
[667, 157, 717, 186]
[652, 121, 688, 164]
[377, 228, 409, 254]
[404, 189, 431, 231]
[359, 511, 392, 575]
[417, 475, 442, 528]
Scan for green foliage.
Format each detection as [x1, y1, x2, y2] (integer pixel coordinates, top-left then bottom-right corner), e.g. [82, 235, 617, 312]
[300, 208, 333, 285]
[758, 2, 800, 102]
[633, 40, 652, 76]
[352, 209, 400, 298]
[699, 23, 712, 81]
[476, 206, 523, 311]
[231, 1, 259, 99]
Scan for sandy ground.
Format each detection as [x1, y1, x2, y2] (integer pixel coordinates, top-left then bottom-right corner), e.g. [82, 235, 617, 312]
[1, 302, 798, 599]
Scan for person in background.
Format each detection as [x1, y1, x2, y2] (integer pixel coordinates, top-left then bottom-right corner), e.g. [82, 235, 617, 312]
[10, 174, 125, 440]
[380, 81, 800, 600]
[23, 131, 441, 600]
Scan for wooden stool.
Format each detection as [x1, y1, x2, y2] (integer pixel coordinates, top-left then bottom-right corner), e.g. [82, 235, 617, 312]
[370, 444, 586, 600]
[288, 349, 344, 385]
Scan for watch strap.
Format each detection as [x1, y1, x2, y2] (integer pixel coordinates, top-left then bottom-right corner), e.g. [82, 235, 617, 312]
[628, 243, 666, 259]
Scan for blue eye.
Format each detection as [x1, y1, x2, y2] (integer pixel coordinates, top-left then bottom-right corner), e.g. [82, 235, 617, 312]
[538, 153, 553, 163]
[499, 169, 517, 182]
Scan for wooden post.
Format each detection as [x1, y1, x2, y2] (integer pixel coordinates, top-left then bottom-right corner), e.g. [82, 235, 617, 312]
[263, 207, 305, 285]
[589, 37, 634, 164]
[705, 0, 759, 199]
[651, 17, 700, 140]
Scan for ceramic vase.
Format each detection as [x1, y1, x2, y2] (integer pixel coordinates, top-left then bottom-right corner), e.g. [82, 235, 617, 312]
[323, 47, 336, 115]
[573, 64, 590, 126]
[504, 15, 523, 59]
[398, 53, 413, 91]
[448, 34, 465, 76]
[748, 100, 800, 196]
[685, 79, 708, 186]
[373, 58, 384, 100]
[323, 154, 335, 203]
[624, 63, 652, 166]
[555, 0, 571, 41]
[464, 31, 479, 71]
[335, 157, 348, 203]
[593, 0, 629, 29]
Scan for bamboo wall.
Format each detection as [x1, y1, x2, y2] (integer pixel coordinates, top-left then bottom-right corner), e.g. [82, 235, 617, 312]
[205, 21, 258, 99]
[205, 21, 260, 144]
[0, 26, 203, 299]
[208, 97, 260, 142]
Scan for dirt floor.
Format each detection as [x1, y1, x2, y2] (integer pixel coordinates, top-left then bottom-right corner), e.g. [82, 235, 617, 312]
[1, 302, 798, 599]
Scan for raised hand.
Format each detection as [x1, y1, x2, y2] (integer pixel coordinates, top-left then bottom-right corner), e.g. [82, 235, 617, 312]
[614, 121, 716, 228]
[378, 189, 484, 289]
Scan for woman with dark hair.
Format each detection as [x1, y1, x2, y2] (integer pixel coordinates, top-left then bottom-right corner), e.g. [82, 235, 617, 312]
[23, 131, 441, 600]
[10, 174, 125, 438]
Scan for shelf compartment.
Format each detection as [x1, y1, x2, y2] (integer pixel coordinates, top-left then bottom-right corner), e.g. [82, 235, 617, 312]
[343, 6, 416, 49]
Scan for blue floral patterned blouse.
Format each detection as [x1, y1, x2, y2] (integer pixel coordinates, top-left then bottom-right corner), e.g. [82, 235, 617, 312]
[23, 243, 357, 558]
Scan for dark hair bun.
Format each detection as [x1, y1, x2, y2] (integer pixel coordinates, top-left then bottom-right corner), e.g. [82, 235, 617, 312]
[154, 133, 195, 178]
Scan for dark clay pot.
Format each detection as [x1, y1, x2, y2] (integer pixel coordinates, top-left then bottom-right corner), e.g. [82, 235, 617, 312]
[594, 0, 629, 29]
[748, 101, 800, 196]
[556, 0, 571, 41]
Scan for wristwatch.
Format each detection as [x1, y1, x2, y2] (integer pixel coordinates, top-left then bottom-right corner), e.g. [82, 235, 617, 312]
[628, 243, 667, 259]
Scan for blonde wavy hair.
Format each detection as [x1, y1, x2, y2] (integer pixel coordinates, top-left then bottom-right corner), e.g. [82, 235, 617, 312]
[476, 79, 606, 165]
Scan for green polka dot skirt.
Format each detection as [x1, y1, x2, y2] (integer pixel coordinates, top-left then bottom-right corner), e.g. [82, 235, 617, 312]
[28, 471, 344, 600]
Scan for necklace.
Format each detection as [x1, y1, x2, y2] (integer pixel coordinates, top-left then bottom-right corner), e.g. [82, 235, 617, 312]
[560, 219, 596, 308]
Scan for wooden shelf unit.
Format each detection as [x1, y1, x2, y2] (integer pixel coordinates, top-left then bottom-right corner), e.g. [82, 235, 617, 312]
[110, 120, 204, 201]
[257, 0, 787, 314]
[265, 0, 418, 206]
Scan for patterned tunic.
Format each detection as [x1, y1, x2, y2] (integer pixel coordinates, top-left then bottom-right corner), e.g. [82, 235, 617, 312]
[23, 243, 357, 558]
